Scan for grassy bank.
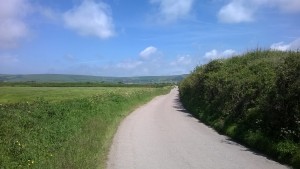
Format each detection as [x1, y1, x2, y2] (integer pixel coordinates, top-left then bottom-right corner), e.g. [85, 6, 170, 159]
[0, 86, 171, 168]
[179, 50, 300, 168]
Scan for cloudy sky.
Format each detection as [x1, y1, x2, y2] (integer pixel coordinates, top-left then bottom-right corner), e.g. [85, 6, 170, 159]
[0, 0, 300, 76]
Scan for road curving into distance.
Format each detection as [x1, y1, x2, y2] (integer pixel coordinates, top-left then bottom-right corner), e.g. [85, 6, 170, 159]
[107, 88, 289, 169]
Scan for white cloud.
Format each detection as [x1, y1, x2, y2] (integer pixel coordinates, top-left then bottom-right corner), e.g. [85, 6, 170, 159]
[110, 53, 195, 76]
[218, 0, 300, 23]
[270, 38, 300, 51]
[71, 51, 196, 76]
[150, 0, 194, 23]
[63, 0, 115, 39]
[169, 55, 195, 74]
[222, 49, 237, 57]
[204, 49, 237, 60]
[116, 60, 143, 69]
[139, 46, 158, 59]
[204, 49, 218, 60]
[0, 0, 30, 49]
[218, 1, 254, 23]
[170, 55, 192, 66]
[270, 42, 290, 51]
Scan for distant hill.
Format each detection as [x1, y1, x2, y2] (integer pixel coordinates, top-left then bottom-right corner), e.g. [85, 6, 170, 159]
[0, 74, 187, 84]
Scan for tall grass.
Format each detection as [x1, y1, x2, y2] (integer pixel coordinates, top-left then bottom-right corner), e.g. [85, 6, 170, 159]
[0, 86, 171, 168]
[179, 50, 300, 168]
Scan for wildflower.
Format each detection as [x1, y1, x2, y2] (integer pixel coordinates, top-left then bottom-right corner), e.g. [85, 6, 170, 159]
[27, 159, 34, 165]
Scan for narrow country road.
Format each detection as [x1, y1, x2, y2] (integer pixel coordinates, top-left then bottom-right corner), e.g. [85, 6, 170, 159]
[107, 88, 289, 169]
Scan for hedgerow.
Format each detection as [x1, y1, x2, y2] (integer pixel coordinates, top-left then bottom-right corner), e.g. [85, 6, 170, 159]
[179, 50, 300, 168]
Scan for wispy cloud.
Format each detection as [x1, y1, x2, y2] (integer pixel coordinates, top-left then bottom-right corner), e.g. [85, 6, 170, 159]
[170, 55, 192, 66]
[218, 0, 300, 23]
[64, 54, 77, 62]
[270, 38, 300, 51]
[218, 1, 254, 23]
[0, 53, 21, 74]
[204, 49, 237, 60]
[35, 5, 60, 22]
[0, 53, 19, 63]
[63, 48, 197, 76]
[150, 0, 194, 23]
[0, 0, 30, 49]
[273, 0, 300, 13]
[108, 51, 197, 76]
[116, 60, 143, 70]
[139, 46, 158, 59]
[63, 0, 115, 39]
[169, 54, 195, 74]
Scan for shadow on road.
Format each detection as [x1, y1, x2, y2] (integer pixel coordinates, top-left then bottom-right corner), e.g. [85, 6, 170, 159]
[171, 91, 285, 166]
[172, 93, 194, 117]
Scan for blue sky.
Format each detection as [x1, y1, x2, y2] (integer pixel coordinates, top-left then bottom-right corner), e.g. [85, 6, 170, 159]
[0, 0, 300, 76]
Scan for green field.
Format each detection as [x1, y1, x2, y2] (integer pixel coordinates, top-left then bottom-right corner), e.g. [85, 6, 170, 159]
[0, 86, 171, 168]
[0, 87, 149, 103]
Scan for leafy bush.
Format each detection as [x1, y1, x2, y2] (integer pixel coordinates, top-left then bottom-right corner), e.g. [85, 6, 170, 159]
[179, 50, 300, 168]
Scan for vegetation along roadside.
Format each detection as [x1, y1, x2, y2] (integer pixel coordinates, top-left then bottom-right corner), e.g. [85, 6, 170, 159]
[179, 50, 300, 168]
[0, 85, 171, 168]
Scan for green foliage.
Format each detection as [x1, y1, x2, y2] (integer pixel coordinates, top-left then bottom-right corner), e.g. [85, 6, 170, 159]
[0, 86, 171, 169]
[179, 50, 300, 168]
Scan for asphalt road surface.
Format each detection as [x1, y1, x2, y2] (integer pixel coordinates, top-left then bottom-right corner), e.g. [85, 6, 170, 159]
[107, 88, 289, 169]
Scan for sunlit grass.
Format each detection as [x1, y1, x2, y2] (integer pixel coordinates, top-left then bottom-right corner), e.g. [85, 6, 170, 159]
[0, 87, 131, 103]
[0, 86, 171, 168]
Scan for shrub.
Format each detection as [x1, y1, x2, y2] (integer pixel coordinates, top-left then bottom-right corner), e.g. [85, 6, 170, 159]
[179, 50, 300, 168]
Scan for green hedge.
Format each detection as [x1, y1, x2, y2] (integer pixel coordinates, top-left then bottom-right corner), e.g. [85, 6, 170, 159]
[179, 50, 300, 168]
